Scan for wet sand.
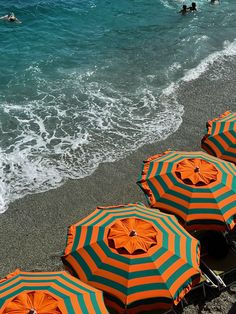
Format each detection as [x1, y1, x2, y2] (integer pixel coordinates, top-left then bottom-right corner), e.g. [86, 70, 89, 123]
[0, 66, 235, 312]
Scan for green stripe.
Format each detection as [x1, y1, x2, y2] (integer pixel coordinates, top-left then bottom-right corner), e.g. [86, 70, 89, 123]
[186, 236, 195, 265]
[72, 226, 82, 252]
[166, 263, 196, 288]
[146, 160, 154, 180]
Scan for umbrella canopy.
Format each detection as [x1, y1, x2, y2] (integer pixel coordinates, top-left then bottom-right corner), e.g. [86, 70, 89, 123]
[0, 269, 108, 314]
[201, 111, 236, 163]
[62, 203, 201, 313]
[137, 151, 236, 231]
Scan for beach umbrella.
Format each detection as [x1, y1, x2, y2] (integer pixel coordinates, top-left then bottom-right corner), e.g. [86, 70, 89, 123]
[62, 203, 201, 313]
[0, 269, 108, 314]
[201, 111, 236, 163]
[137, 151, 236, 232]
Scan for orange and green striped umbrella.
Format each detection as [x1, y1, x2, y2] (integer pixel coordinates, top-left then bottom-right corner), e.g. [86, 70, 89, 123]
[62, 203, 201, 313]
[0, 269, 108, 314]
[137, 151, 236, 232]
[201, 111, 236, 163]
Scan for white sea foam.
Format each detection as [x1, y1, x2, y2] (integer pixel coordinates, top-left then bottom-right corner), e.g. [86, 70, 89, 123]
[182, 39, 236, 82]
[159, 38, 236, 106]
[0, 65, 184, 213]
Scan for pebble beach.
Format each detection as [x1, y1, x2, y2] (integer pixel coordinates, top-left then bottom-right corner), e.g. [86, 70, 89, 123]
[0, 1, 236, 313]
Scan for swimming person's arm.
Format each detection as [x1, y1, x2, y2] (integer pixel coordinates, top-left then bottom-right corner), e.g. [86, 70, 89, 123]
[0, 15, 8, 20]
[15, 18, 22, 23]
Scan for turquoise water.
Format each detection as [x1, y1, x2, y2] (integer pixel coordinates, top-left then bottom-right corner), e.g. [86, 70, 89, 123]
[0, 0, 236, 212]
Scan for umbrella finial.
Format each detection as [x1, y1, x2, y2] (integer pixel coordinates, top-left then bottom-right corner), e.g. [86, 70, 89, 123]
[29, 310, 37, 314]
[194, 166, 200, 173]
[129, 230, 137, 237]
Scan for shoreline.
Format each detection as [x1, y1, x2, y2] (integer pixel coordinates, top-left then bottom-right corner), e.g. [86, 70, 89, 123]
[0, 104, 203, 276]
[0, 69, 235, 312]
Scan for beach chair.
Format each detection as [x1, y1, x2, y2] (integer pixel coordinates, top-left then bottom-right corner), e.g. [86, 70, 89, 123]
[188, 230, 229, 298]
[200, 260, 226, 291]
[201, 248, 236, 290]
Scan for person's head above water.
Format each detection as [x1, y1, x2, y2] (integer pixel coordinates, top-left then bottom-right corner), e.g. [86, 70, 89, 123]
[7, 12, 18, 21]
[190, 2, 197, 10]
[7, 12, 16, 21]
[180, 5, 188, 13]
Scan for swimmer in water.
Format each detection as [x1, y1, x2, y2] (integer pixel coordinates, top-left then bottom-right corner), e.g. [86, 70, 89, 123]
[188, 2, 197, 11]
[179, 4, 189, 15]
[0, 12, 22, 23]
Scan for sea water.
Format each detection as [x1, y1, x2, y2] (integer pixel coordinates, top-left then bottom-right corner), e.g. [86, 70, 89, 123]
[0, 0, 235, 212]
